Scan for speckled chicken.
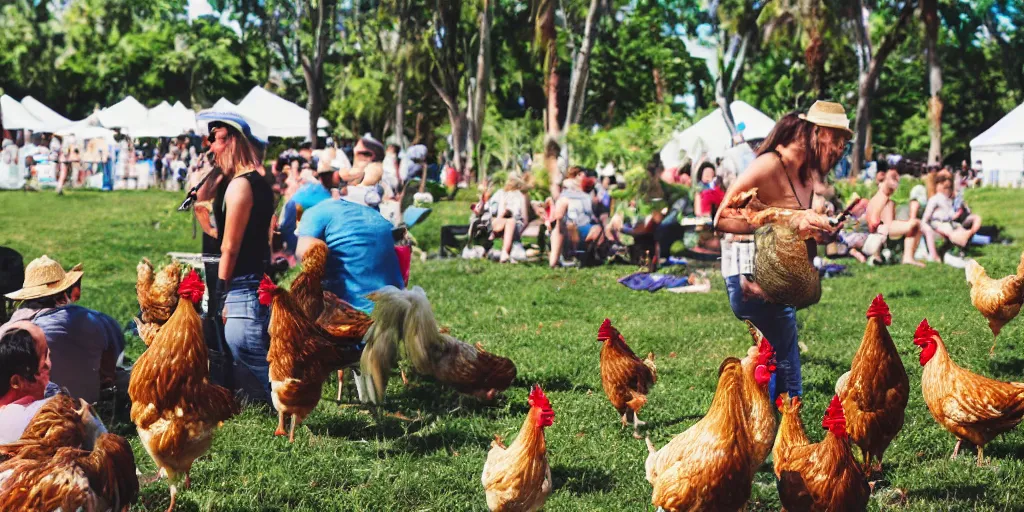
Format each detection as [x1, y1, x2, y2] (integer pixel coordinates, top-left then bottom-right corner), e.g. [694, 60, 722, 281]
[0, 433, 139, 512]
[128, 269, 238, 511]
[964, 251, 1024, 355]
[481, 385, 554, 512]
[914, 319, 1024, 465]
[597, 319, 657, 439]
[0, 394, 105, 463]
[134, 259, 182, 346]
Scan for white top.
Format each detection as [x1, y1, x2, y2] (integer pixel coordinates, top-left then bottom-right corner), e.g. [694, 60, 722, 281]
[0, 397, 52, 444]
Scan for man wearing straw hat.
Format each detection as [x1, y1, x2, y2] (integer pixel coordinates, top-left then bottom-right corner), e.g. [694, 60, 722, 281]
[1, 255, 125, 403]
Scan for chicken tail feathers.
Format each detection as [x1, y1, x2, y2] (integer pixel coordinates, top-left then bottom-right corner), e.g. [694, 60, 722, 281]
[357, 288, 412, 404]
[965, 259, 986, 286]
[402, 287, 443, 374]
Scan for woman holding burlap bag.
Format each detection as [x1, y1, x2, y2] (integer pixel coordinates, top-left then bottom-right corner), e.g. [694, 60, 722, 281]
[714, 101, 853, 400]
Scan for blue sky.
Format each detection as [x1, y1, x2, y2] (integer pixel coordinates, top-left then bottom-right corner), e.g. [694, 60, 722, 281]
[188, 0, 215, 19]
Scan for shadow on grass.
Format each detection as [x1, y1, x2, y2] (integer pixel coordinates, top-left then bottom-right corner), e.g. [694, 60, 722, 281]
[801, 353, 848, 374]
[648, 413, 704, 431]
[912, 483, 987, 502]
[989, 355, 1024, 376]
[551, 464, 616, 494]
[517, 374, 595, 393]
[306, 410, 431, 441]
[385, 425, 492, 456]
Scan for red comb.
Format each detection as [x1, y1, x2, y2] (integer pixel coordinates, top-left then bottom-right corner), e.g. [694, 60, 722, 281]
[821, 395, 847, 438]
[756, 338, 775, 366]
[528, 385, 554, 428]
[913, 319, 939, 346]
[754, 338, 776, 385]
[866, 294, 892, 326]
[257, 275, 277, 306]
[775, 395, 784, 409]
[177, 270, 205, 303]
[597, 318, 617, 340]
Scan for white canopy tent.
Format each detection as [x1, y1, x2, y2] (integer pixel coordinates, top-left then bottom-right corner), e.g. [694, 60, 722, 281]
[970, 102, 1024, 187]
[96, 96, 148, 130]
[1, 95, 43, 131]
[236, 86, 329, 138]
[54, 118, 115, 143]
[212, 97, 239, 112]
[20, 96, 74, 133]
[659, 101, 776, 170]
[171, 101, 197, 133]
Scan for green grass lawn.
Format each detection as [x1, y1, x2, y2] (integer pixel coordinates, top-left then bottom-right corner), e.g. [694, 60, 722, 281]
[3, 186, 1024, 511]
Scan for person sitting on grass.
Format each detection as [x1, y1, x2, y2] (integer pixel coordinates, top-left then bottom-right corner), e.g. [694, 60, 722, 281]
[865, 165, 927, 267]
[923, 171, 983, 250]
[548, 172, 604, 268]
[490, 175, 530, 263]
[1, 256, 125, 404]
[0, 323, 60, 443]
[693, 162, 725, 218]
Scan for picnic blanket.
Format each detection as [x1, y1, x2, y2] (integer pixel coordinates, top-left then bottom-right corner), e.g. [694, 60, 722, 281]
[618, 272, 690, 292]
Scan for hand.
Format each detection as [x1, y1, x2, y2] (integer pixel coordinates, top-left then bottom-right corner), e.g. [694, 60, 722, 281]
[740, 275, 767, 302]
[221, 304, 228, 325]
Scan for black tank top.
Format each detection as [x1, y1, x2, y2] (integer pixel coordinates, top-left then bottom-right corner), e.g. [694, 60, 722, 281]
[214, 170, 273, 278]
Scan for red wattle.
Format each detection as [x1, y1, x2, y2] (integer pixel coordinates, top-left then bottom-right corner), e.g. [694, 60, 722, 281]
[754, 365, 772, 386]
[257, 274, 277, 306]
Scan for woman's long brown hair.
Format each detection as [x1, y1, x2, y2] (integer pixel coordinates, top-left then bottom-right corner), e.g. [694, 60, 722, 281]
[216, 128, 263, 177]
[756, 112, 847, 184]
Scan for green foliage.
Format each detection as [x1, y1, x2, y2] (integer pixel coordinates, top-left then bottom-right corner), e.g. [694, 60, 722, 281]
[566, 105, 688, 170]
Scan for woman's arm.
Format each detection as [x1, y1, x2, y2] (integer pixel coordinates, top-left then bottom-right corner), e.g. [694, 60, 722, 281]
[219, 177, 254, 281]
[713, 156, 770, 234]
[920, 197, 937, 226]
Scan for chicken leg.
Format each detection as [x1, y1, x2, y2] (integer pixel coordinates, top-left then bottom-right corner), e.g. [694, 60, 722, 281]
[990, 335, 998, 358]
[977, 446, 985, 467]
[289, 414, 298, 443]
[275, 411, 287, 437]
[166, 483, 177, 512]
[336, 369, 346, 402]
[951, 439, 962, 460]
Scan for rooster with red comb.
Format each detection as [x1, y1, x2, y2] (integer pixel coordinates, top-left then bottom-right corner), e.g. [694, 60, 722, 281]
[596, 319, 657, 439]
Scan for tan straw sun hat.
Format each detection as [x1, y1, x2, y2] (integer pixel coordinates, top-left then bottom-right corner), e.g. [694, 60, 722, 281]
[5, 255, 84, 301]
[799, 100, 854, 136]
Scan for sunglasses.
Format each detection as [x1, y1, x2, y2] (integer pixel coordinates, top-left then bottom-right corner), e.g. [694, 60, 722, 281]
[356, 150, 374, 158]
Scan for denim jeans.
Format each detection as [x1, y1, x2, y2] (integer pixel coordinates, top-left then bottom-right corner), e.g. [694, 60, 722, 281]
[724, 275, 801, 398]
[223, 273, 272, 406]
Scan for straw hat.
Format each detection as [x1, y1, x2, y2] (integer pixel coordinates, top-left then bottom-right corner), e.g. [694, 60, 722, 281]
[5, 255, 84, 301]
[799, 101, 853, 136]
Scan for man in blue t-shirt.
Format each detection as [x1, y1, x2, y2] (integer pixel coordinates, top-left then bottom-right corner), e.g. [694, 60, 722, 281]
[295, 199, 404, 313]
[279, 166, 336, 253]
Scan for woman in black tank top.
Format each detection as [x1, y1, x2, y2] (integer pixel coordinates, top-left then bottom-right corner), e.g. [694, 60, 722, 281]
[206, 118, 274, 406]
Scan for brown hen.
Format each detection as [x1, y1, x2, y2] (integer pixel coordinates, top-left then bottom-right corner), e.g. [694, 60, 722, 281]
[773, 394, 870, 512]
[128, 269, 238, 511]
[964, 251, 1024, 355]
[597, 318, 656, 439]
[258, 275, 362, 442]
[840, 294, 909, 474]
[0, 433, 139, 512]
[0, 394, 103, 462]
[481, 385, 554, 512]
[914, 319, 1024, 466]
[644, 357, 759, 512]
[739, 322, 778, 467]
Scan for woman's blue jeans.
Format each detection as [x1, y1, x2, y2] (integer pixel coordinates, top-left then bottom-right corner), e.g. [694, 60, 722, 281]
[223, 274, 272, 406]
[725, 275, 802, 399]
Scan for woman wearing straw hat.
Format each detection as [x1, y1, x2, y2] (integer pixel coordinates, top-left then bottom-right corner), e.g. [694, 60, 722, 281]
[2, 256, 124, 404]
[713, 100, 852, 400]
[196, 111, 275, 406]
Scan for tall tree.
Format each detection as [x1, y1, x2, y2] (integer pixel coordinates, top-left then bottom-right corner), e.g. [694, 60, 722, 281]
[534, 0, 561, 198]
[711, 0, 769, 139]
[563, 0, 606, 130]
[923, 0, 942, 164]
[846, 0, 917, 174]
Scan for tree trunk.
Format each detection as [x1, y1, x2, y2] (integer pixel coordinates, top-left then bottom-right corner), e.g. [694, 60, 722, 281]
[538, 0, 561, 199]
[715, 32, 750, 140]
[448, 110, 467, 174]
[412, 112, 424, 144]
[923, 0, 942, 165]
[653, 67, 666, 104]
[852, 73, 871, 175]
[466, 0, 492, 183]
[564, 0, 603, 129]
[394, 65, 406, 147]
[304, 67, 322, 150]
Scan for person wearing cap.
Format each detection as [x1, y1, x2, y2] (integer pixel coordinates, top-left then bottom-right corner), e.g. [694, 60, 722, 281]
[197, 111, 275, 405]
[714, 100, 852, 400]
[277, 159, 339, 254]
[1, 256, 125, 404]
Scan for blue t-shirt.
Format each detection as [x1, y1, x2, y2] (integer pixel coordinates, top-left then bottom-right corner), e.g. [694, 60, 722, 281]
[296, 199, 405, 313]
[30, 305, 125, 403]
[292, 183, 333, 213]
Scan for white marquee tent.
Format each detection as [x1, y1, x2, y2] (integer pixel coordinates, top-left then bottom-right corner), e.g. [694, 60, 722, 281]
[970, 101, 1024, 187]
[212, 97, 240, 112]
[96, 96, 148, 130]
[171, 101, 197, 133]
[659, 101, 776, 169]
[236, 86, 329, 139]
[20, 96, 74, 133]
[1, 94, 43, 131]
